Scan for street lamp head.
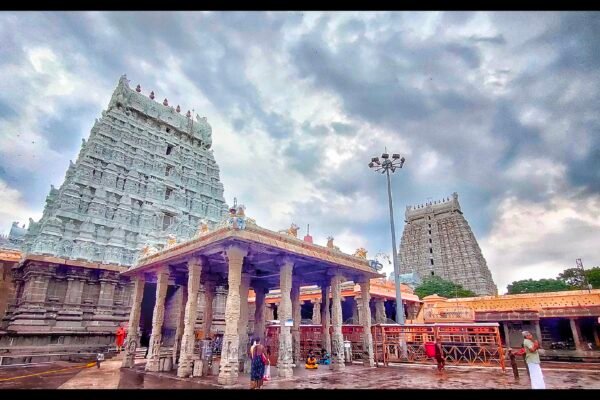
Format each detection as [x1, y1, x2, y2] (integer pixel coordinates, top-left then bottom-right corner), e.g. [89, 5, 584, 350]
[371, 157, 379, 164]
[368, 162, 374, 168]
[392, 153, 400, 159]
[381, 153, 389, 159]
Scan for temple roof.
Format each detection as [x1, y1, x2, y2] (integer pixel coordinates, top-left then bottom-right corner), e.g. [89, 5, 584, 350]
[123, 224, 383, 286]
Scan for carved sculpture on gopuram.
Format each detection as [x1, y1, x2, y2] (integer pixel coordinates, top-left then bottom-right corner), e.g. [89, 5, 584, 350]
[353, 247, 368, 259]
[326, 236, 340, 251]
[19, 74, 229, 266]
[278, 223, 299, 238]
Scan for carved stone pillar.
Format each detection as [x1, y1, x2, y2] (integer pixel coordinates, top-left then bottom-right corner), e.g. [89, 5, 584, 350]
[217, 246, 247, 385]
[177, 257, 203, 377]
[22, 269, 51, 303]
[202, 280, 216, 339]
[374, 299, 386, 323]
[238, 273, 251, 372]
[351, 297, 359, 324]
[98, 274, 117, 308]
[503, 322, 511, 348]
[321, 284, 331, 354]
[311, 298, 321, 325]
[277, 258, 294, 378]
[593, 325, 600, 348]
[146, 268, 170, 372]
[358, 279, 374, 367]
[253, 285, 268, 342]
[123, 275, 145, 368]
[291, 281, 301, 365]
[172, 284, 187, 368]
[330, 272, 345, 371]
[64, 273, 85, 306]
[533, 320, 543, 344]
[570, 318, 584, 351]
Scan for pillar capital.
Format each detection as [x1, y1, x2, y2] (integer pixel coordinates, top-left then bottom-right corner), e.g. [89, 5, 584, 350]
[188, 255, 208, 268]
[226, 245, 248, 260]
[275, 255, 294, 268]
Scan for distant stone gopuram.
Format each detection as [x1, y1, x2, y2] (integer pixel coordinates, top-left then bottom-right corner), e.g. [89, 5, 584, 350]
[398, 193, 497, 296]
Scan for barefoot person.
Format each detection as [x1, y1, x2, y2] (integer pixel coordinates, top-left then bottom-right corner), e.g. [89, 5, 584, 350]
[250, 338, 267, 389]
[115, 324, 126, 352]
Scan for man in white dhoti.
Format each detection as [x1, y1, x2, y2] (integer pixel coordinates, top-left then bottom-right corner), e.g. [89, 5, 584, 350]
[516, 330, 546, 389]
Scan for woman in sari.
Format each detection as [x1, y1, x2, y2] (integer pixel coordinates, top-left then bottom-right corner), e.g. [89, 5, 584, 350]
[250, 338, 267, 389]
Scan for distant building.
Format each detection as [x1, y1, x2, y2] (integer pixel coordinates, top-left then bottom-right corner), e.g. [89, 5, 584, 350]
[398, 192, 497, 296]
[391, 272, 422, 289]
[0, 222, 27, 250]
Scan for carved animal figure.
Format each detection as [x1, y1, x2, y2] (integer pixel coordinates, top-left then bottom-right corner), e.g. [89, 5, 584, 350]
[166, 234, 177, 247]
[353, 248, 368, 259]
[140, 244, 158, 258]
[196, 219, 210, 236]
[326, 236, 340, 251]
[279, 223, 299, 238]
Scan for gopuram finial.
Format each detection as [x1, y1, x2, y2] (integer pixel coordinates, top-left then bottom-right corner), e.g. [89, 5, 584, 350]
[176, 105, 181, 113]
[163, 98, 168, 106]
[149, 91, 155, 100]
[186, 110, 191, 118]
[136, 84, 141, 93]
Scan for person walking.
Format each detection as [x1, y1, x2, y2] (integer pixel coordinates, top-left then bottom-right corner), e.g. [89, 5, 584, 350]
[434, 341, 445, 372]
[249, 338, 267, 389]
[515, 331, 545, 389]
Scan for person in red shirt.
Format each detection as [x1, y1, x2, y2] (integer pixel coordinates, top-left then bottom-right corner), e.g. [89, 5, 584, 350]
[115, 324, 126, 352]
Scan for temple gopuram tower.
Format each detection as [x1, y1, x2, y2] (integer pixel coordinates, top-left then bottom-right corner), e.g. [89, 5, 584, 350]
[398, 193, 497, 296]
[1, 75, 228, 351]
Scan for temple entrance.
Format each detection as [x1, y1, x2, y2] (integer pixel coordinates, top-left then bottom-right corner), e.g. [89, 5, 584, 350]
[140, 283, 156, 336]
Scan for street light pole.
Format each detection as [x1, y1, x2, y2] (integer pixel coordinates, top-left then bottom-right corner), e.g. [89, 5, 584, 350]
[369, 152, 406, 325]
[385, 167, 405, 325]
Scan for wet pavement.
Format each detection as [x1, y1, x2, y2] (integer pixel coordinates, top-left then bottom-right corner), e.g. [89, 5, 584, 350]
[2, 359, 600, 389]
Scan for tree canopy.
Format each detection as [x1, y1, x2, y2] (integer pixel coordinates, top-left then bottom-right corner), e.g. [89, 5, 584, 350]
[506, 278, 570, 294]
[414, 276, 476, 299]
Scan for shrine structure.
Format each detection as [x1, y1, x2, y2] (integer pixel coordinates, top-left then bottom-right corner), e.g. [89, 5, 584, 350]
[120, 207, 383, 385]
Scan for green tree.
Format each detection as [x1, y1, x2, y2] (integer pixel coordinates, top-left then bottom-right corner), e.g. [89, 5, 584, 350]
[584, 267, 600, 289]
[557, 267, 586, 288]
[506, 278, 570, 294]
[415, 276, 477, 298]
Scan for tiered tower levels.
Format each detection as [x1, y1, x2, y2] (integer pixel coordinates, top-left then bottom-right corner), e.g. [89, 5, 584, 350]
[21, 75, 228, 267]
[398, 192, 497, 296]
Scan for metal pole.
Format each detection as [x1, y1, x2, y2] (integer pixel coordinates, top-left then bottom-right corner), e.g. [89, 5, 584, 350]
[385, 167, 405, 325]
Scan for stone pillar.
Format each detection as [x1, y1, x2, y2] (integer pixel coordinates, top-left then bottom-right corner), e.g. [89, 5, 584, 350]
[570, 318, 584, 351]
[311, 298, 321, 325]
[98, 276, 117, 308]
[291, 281, 301, 366]
[122, 275, 145, 368]
[374, 299, 386, 324]
[253, 285, 268, 342]
[277, 258, 294, 378]
[202, 280, 216, 339]
[593, 325, 600, 348]
[503, 322, 511, 348]
[330, 272, 345, 371]
[146, 268, 170, 372]
[321, 284, 331, 354]
[358, 279, 374, 367]
[238, 273, 251, 372]
[533, 320, 543, 343]
[351, 297, 359, 324]
[177, 257, 203, 377]
[172, 285, 187, 368]
[22, 271, 51, 303]
[217, 246, 247, 385]
[64, 275, 85, 306]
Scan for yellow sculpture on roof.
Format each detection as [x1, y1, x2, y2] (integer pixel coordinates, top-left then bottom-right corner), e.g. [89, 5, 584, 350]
[279, 223, 299, 238]
[353, 248, 368, 259]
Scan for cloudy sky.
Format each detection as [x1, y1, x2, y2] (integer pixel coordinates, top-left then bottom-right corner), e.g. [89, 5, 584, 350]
[0, 11, 599, 293]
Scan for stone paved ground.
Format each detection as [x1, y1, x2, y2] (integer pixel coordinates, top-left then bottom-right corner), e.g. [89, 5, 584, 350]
[2, 359, 600, 389]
